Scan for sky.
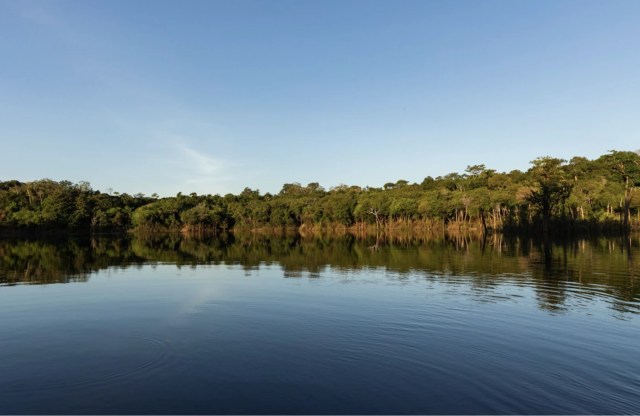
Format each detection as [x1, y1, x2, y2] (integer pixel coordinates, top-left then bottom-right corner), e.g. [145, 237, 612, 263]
[1, 0, 639, 196]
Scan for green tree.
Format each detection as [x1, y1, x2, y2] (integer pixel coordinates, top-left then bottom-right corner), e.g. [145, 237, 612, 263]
[598, 151, 640, 229]
[527, 157, 573, 237]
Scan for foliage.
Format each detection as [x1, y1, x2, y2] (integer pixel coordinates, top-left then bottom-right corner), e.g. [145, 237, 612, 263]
[1, 150, 640, 234]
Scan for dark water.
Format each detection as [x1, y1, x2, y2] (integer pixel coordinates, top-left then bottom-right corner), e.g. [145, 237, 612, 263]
[0, 234, 638, 414]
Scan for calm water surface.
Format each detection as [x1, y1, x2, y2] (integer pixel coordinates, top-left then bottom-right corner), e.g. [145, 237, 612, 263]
[0, 234, 638, 414]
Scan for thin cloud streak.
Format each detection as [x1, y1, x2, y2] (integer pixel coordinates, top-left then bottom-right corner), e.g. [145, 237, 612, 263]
[177, 143, 225, 176]
[163, 139, 237, 195]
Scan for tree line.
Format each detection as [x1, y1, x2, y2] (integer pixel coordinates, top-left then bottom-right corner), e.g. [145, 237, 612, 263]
[1, 150, 639, 235]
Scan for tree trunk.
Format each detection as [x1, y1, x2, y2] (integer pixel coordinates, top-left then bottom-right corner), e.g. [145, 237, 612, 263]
[480, 208, 488, 234]
[623, 190, 631, 231]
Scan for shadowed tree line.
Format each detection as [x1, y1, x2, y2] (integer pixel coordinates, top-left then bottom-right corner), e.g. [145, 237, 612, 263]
[1, 150, 639, 235]
[0, 233, 638, 316]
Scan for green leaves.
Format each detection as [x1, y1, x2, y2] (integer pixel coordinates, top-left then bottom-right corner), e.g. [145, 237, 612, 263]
[1, 149, 640, 234]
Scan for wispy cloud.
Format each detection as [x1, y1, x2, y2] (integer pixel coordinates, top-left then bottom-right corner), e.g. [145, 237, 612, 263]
[160, 138, 238, 195]
[177, 142, 226, 177]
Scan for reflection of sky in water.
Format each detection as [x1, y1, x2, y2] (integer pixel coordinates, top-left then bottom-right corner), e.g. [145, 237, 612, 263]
[0, 252, 638, 414]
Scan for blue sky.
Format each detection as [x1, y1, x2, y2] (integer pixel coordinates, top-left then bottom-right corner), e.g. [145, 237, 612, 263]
[1, 0, 639, 196]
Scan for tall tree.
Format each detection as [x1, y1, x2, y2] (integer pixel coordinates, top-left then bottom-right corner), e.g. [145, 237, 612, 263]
[598, 151, 640, 230]
[527, 157, 573, 238]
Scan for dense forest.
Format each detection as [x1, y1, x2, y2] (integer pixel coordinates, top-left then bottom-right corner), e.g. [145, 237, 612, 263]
[1, 150, 639, 235]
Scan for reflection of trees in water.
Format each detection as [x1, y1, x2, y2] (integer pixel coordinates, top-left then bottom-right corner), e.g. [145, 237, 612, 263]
[0, 239, 95, 285]
[0, 237, 145, 285]
[527, 238, 640, 315]
[0, 233, 638, 316]
[530, 242, 568, 313]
